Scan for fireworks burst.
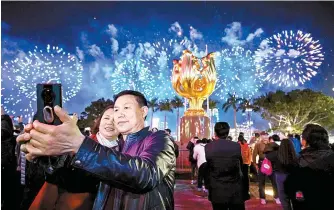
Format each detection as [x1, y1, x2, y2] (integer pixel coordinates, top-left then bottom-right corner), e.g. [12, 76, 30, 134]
[1, 45, 83, 118]
[110, 59, 156, 99]
[140, 38, 186, 99]
[254, 30, 324, 87]
[214, 46, 264, 101]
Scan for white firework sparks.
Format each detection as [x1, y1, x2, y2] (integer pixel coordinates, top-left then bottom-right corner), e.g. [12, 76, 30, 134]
[255, 30, 324, 87]
[2, 45, 83, 118]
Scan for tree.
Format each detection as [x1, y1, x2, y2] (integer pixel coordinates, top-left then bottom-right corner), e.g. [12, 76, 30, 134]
[254, 89, 334, 133]
[77, 98, 114, 129]
[222, 93, 243, 131]
[171, 96, 184, 140]
[147, 98, 159, 128]
[202, 99, 219, 110]
[159, 99, 173, 129]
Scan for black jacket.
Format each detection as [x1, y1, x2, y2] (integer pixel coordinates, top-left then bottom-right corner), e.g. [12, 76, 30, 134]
[1, 114, 15, 167]
[205, 138, 243, 204]
[71, 127, 176, 210]
[285, 147, 334, 210]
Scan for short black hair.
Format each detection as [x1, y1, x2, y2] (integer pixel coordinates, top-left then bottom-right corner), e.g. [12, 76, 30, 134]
[165, 128, 171, 134]
[194, 136, 199, 140]
[302, 124, 329, 149]
[287, 134, 293, 138]
[196, 140, 202, 144]
[294, 134, 301, 140]
[272, 134, 280, 142]
[255, 133, 260, 137]
[214, 122, 230, 139]
[114, 90, 148, 107]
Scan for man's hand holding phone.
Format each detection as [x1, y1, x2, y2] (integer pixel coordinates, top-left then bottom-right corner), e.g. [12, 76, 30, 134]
[17, 106, 84, 161]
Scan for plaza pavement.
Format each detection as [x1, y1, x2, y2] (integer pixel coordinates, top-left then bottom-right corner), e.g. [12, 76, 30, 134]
[174, 180, 283, 210]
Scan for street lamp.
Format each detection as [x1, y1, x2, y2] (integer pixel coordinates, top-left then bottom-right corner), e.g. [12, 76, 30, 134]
[245, 107, 253, 139]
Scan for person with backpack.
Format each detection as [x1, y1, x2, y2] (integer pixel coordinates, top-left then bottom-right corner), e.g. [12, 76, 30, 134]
[253, 134, 280, 205]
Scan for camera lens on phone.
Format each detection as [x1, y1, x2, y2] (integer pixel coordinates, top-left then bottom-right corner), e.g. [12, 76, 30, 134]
[41, 88, 55, 104]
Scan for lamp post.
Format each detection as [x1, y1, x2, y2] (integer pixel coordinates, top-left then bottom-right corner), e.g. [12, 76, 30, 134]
[246, 107, 253, 139]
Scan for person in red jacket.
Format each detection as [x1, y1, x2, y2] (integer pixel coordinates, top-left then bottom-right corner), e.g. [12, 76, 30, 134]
[238, 135, 252, 201]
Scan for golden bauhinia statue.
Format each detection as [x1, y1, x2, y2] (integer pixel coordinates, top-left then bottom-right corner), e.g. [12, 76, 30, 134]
[172, 50, 217, 116]
[172, 50, 217, 146]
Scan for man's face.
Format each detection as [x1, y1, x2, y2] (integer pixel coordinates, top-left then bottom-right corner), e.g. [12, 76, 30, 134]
[114, 95, 148, 135]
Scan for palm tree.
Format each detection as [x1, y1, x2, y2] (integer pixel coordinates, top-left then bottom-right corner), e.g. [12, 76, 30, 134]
[222, 93, 243, 133]
[159, 99, 173, 129]
[171, 96, 184, 141]
[202, 99, 219, 110]
[147, 98, 159, 128]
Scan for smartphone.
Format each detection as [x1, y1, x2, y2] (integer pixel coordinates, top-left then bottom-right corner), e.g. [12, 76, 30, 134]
[36, 83, 62, 125]
[35, 84, 65, 174]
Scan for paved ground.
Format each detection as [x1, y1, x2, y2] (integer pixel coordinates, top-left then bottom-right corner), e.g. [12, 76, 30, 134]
[174, 180, 283, 210]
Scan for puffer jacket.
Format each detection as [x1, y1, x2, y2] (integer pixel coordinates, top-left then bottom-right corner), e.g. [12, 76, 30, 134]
[71, 127, 176, 210]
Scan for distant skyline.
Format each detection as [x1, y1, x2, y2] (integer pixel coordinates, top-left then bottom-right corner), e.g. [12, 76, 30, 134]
[2, 1, 334, 130]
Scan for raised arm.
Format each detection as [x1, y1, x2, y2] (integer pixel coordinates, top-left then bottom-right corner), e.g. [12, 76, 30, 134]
[71, 131, 175, 194]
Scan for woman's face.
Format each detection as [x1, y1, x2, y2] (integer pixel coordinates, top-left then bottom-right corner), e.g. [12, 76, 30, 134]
[99, 108, 119, 140]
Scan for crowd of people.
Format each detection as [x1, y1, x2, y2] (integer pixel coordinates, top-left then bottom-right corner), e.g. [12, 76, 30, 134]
[1, 89, 334, 210]
[186, 124, 334, 210]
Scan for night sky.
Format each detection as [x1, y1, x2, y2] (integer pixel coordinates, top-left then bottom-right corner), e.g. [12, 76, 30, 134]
[2, 1, 334, 131]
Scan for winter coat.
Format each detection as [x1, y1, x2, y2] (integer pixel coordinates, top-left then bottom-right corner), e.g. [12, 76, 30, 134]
[284, 146, 334, 210]
[205, 138, 243, 204]
[71, 127, 176, 210]
[1, 114, 16, 167]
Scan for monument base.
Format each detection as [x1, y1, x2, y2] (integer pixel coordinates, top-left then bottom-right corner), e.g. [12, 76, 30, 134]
[176, 115, 211, 173]
[179, 115, 211, 146]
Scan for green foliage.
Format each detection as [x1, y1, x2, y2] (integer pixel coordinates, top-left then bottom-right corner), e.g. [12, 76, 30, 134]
[238, 99, 259, 113]
[77, 98, 114, 129]
[254, 89, 334, 133]
[222, 93, 243, 112]
[202, 99, 219, 109]
[171, 96, 184, 109]
[148, 98, 159, 113]
[159, 99, 173, 113]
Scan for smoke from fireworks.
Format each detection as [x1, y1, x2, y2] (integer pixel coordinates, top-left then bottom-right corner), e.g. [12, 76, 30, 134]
[214, 46, 264, 101]
[2, 45, 83, 117]
[254, 30, 324, 87]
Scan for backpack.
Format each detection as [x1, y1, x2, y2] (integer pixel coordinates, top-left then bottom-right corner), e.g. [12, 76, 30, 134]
[260, 158, 273, 176]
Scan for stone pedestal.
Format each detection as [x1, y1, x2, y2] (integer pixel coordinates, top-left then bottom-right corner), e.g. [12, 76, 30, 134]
[176, 115, 211, 173]
[179, 115, 211, 146]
